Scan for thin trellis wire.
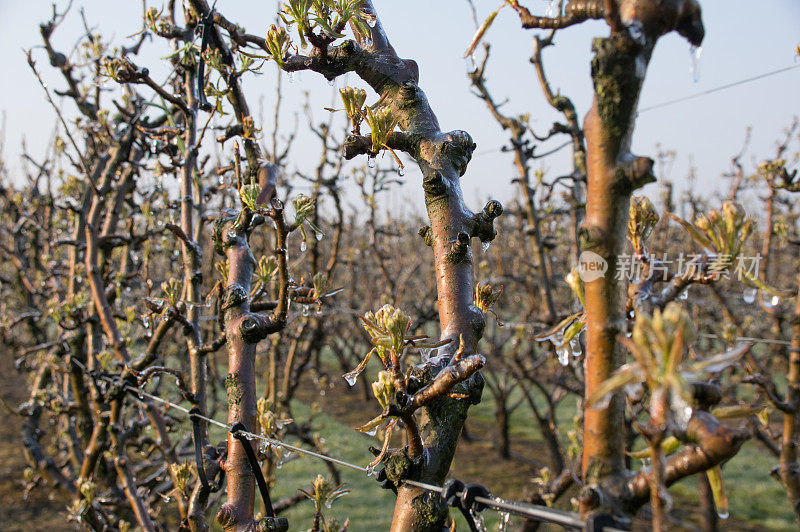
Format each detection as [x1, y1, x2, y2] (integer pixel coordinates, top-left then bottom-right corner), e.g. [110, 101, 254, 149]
[69, 358, 627, 530]
[638, 63, 800, 113]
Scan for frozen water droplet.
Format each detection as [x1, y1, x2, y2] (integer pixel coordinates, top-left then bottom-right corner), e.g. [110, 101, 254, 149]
[481, 241, 491, 253]
[627, 21, 646, 46]
[365, 427, 377, 437]
[363, 12, 377, 27]
[679, 287, 689, 300]
[624, 382, 644, 402]
[743, 288, 757, 304]
[764, 292, 780, 309]
[343, 371, 358, 387]
[468, 508, 487, 532]
[300, 240, 307, 253]
[557, 346, 569, 366]
[635, 54, 646, 78]
[718, 511, 730, 520]
[315, 231, 324, 241]
[368, 156, 376, 168]
[570, 337, 582, 357]
[465, 54, 477, 74]
[302, 304, 310, 316]
[287, 71, 294, 84]
[398, 166, 405, 177]
[545, 0, 558, 18]
[690, 45, 702, 82]
[218, 175, 225, 185]
[672, 400, 693, 431]
[498, 510, 511, 532]
[328, 78, 335, 87]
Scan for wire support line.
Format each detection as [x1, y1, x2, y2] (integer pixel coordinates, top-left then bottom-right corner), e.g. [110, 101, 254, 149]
[68, 357, 628, 529]
[698, 333, 792, 346]
[638, 63, 800, 113]
[70, 357, 369, 473]
[402, 479, 630, 531]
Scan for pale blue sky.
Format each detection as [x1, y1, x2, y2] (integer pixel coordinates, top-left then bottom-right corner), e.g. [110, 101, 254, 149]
[1, 1, 798, 214]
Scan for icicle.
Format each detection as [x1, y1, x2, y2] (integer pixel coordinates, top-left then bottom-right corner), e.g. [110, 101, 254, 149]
[627, 20, 646, 46]
[679, 287, 689, 300]
[690, 45, 702, 83]
[465, 54, 478, 74]
[742, 288, 757, 304]
[287, 71, 295, 84]
[570, 337, 582, 357]
[368, 155, 376, 168]
[328, 78, 335, 87]
[420, 348, 432, 362]
[498, 509, 511, 532]
[545, 0, 558, 18]
[557, 346, 569, 366]
[481, 241, 491, 253]
[468, 509, 487, 532]
[635, 54, 647, 79]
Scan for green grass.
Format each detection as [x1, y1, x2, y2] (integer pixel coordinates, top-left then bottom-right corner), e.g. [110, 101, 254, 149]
[457, 381, 795, 530]
[267, 400, 395, 531]
[199, 350, 796, 530]
[669, 442, 796, 531]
